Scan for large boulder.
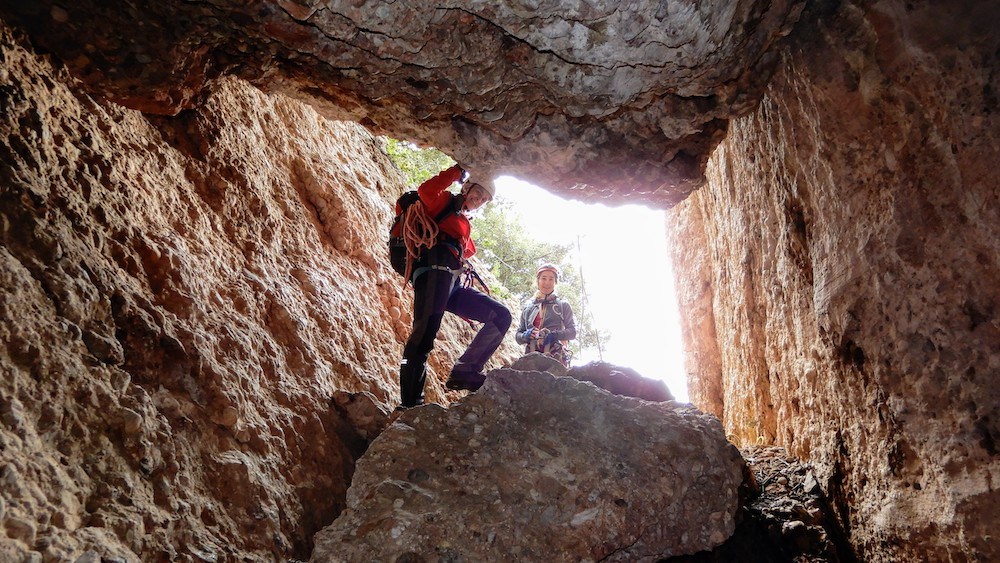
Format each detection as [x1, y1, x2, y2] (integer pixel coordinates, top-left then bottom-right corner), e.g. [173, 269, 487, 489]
[570, 361, 676, 402]
[312, 369, 745, 561]
[509, 351, 568, 376]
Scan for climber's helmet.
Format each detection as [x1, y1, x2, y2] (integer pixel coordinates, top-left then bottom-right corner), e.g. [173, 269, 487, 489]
[461, 178, 494, 211]
[536, 263, 560, 282]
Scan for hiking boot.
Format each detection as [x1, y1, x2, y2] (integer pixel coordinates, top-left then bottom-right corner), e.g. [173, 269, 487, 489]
[445, 369, 487, 391]
[399, 361, 427, 408]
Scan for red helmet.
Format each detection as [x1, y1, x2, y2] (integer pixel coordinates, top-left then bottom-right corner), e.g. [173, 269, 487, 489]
[536, 264, 560, 281]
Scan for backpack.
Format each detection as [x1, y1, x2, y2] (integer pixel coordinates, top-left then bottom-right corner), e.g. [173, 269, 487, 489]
[388, 190, 455, 278]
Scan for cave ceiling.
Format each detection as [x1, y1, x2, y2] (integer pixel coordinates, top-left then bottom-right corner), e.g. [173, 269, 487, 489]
[2, 1, 804, 206]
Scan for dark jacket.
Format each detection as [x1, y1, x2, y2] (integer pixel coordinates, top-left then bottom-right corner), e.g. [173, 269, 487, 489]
[515, 293, 576, 346]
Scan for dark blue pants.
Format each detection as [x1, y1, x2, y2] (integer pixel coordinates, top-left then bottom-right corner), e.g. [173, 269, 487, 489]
[399, 247, 511, 406]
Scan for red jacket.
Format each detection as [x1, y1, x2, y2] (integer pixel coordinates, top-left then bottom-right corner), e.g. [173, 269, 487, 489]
[417, 165, 476, 259]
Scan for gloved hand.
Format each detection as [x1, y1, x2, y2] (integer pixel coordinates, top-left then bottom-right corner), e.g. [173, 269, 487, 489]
[453, 164, 470, 183]
[543, 332, 558, 347]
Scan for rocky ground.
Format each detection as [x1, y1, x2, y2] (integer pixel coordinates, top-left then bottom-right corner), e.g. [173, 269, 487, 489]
[668, 445, 851, 562]
[310, 360, 847, 562]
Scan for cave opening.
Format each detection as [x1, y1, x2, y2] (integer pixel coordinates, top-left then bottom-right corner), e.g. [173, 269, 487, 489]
[492, 175, 689, 401]
[1, 0, 995, 558]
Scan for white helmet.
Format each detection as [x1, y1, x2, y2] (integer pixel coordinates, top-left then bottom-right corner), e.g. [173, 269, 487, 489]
[463, 176, 495, 199]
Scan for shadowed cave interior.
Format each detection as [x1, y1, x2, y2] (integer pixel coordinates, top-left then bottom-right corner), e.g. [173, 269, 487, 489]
[1, 1, 998, 561]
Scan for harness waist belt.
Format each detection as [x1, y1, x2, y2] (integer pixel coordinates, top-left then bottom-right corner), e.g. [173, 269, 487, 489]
[411, 264, 457, 281]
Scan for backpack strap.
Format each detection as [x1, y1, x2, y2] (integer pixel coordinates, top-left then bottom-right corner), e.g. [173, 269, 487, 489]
[540, 294, 566, 324]
[432, 195, 457, 223]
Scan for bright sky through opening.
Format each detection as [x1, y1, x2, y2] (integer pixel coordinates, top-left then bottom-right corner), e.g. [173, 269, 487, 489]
[493, 176, 689, 402]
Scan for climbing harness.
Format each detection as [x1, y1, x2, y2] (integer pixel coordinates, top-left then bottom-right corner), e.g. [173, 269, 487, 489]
[526, 296, 572, 366]
[446, 262, 492, 327]
[461, 262, 491, 295]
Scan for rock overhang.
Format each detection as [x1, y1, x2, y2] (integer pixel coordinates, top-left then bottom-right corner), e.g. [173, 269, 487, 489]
[0, 0, 805, 207]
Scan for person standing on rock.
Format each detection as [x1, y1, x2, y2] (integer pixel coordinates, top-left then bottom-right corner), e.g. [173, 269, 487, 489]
[396, 163, 512, 409]
[515, 264, 576, 366]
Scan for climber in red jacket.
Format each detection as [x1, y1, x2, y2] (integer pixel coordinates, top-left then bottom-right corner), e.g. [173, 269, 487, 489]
[397, 164, 512, 408]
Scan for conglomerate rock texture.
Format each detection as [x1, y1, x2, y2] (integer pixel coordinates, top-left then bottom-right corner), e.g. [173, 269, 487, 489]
[1, 0, 998, 561]
[0, 0, 805, 205]
[667, 1, 999, 561]
[312, 370, 745, 562]
[0, 23, 518, 560]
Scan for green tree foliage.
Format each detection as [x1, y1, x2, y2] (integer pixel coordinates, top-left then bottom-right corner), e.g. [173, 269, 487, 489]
[473, 197, 609, 357]
[383, 138, 455, 188]
[381, 137, 609, 361]
[473, 198, 568, 300]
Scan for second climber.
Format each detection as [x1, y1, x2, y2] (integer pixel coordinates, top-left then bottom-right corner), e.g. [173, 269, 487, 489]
[515, 263, 576, 366]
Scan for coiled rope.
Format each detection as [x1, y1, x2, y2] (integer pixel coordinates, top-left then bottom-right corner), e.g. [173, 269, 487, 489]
[399, 201, 440, 287]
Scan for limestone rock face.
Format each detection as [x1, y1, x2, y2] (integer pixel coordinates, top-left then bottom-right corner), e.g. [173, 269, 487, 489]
[312, 370, 746, 562]
[0, 0, 805, 205]
[1, 0, 997, 560]
[0, 24, 518, 561]
[667, 1, 1000, 560]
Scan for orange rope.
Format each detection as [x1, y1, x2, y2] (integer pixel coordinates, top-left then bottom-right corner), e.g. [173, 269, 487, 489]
[399, 201, 440, 288]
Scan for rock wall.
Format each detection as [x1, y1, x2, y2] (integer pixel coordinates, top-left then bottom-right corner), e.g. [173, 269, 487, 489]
[4, 0, 999, 560]
[667, 1, 999, 560]
[0, 23, 518, 561]
[0, 0, 805, 205]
